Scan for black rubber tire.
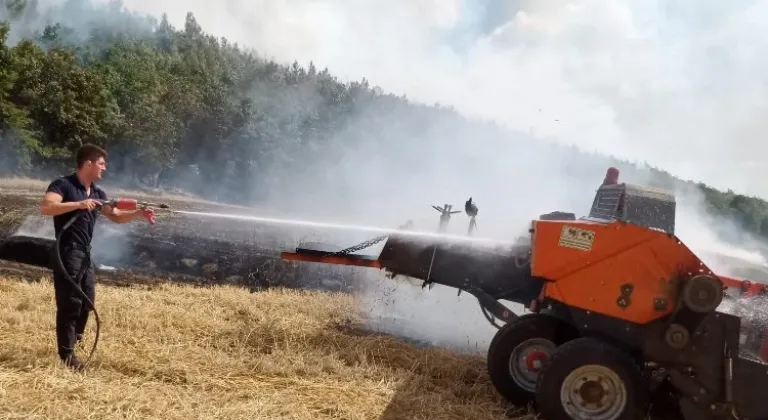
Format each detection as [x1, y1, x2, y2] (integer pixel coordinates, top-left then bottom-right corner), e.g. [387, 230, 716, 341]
[534, 337, 649, 420]
[487, 313, 576, 406]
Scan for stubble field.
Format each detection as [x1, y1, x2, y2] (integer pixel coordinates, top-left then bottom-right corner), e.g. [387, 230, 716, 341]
[0, 177, 528, 420]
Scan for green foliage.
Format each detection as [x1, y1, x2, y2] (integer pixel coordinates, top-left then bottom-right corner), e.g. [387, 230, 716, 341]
[3, 0, 28, 19]
[1, 12, 768, 243]
[0, 21, 35, 172]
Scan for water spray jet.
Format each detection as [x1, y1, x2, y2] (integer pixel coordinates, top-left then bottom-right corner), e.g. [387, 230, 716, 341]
[173, 209, 513, 247]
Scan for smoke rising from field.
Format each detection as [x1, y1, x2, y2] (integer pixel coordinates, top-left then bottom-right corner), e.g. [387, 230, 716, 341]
[12, 215, 53, 238]
[83, 0, 768, 199]
[4, 0, 768, 354]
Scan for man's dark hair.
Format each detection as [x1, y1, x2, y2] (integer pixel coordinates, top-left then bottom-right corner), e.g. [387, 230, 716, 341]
[76, 144, 108, 168]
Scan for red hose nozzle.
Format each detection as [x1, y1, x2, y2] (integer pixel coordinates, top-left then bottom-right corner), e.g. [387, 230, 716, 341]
[97, 198, 138, 211]
[115, 198, 139, 211]
[99, 198, 170, 214]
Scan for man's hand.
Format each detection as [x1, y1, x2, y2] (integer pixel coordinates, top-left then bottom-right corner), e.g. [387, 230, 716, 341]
[142, 208, 156, 225]
[78, 199, 103, 211]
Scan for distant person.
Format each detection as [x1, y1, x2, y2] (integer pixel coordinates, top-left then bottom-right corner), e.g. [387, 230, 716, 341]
[39, 143, 155, 371]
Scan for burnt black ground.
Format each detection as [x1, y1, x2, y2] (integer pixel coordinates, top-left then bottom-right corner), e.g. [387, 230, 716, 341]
[0, 189, 374, 294]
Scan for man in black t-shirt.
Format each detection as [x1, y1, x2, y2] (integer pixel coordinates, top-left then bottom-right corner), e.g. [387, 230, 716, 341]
[40, 144, 155, 370]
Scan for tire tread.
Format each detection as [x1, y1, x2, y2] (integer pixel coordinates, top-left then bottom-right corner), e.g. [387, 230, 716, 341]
[534, 337, 649, 420]
[487, 313, 565, 406]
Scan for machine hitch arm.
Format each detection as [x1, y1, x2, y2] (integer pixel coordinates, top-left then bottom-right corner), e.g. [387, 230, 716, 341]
[281, 232, 539, 329]
[281, 248, 382, 268]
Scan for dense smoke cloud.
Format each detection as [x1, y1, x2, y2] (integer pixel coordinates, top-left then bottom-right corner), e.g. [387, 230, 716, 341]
[80, 0, 768, 199]
[5, 0, 768, 353]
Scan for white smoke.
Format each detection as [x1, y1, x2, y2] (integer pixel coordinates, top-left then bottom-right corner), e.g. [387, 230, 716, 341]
[80, 0, 768, 199]
[12, 215, 54, 239]
[8, 0, 768, 353]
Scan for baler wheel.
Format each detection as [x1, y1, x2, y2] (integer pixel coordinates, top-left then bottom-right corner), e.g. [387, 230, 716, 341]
[534, 337, 649, 420]
[487, 314, 575, 406]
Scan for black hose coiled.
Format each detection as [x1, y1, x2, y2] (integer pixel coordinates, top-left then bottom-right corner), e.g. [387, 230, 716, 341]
[55, 212, 100, 368]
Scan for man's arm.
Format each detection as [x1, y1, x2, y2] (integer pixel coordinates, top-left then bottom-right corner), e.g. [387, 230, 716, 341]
[40, 191, 100, 216]
[101, 205, 145, 224]
[98, 189, 156, 224]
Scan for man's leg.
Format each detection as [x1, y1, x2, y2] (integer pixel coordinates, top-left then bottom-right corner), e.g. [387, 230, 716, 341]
[51, 248, 88, 370]
[75, 260, 95, 343]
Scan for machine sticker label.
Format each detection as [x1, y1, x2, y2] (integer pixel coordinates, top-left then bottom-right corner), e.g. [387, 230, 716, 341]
[558, 226, 595, 251]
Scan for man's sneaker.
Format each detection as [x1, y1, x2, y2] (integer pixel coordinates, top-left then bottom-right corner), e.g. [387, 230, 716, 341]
[62, 355, 85, 372]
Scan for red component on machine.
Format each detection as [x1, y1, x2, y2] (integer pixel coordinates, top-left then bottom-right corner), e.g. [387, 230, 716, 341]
[603, 167, 620, 185]
[721, 277, 768, 298]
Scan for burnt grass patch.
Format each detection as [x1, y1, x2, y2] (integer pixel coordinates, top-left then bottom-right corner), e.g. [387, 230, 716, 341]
[0, 191, 375, 294]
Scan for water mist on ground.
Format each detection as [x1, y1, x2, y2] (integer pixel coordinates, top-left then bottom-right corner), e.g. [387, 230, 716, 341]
[355, 269, 509, 354]
[174, 209, 522, 354]
[11, 212, 138, 272]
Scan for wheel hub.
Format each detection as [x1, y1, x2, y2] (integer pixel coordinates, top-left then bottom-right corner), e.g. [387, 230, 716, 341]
[525, 351, 547, 371]
[509, 338, 557, 392]
[579, 380, 606, 404]
[560, 365, 628, 420]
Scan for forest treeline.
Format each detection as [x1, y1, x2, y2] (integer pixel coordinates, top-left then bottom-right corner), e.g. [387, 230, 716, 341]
[2, 0, 768, 240]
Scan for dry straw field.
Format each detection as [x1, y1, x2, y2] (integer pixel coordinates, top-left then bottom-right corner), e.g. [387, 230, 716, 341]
[0, 176, 534, 419]
[0, 264, 530, 420]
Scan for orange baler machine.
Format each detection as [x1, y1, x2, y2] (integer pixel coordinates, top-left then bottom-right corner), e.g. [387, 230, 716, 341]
[281, 167, 768, 420]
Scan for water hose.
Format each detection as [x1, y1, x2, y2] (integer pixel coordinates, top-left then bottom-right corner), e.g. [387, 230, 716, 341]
[55, 211, 100, 368]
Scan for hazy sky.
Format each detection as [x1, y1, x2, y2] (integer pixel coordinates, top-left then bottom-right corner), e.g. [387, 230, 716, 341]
[58, 0, 768, 199]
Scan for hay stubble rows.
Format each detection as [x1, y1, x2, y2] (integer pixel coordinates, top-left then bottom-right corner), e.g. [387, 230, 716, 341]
[0, 178, 530, 420]
[0, 274, 528, 420]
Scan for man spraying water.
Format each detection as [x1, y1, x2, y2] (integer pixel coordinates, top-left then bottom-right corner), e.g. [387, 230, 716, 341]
[39, 144, 156, 371]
